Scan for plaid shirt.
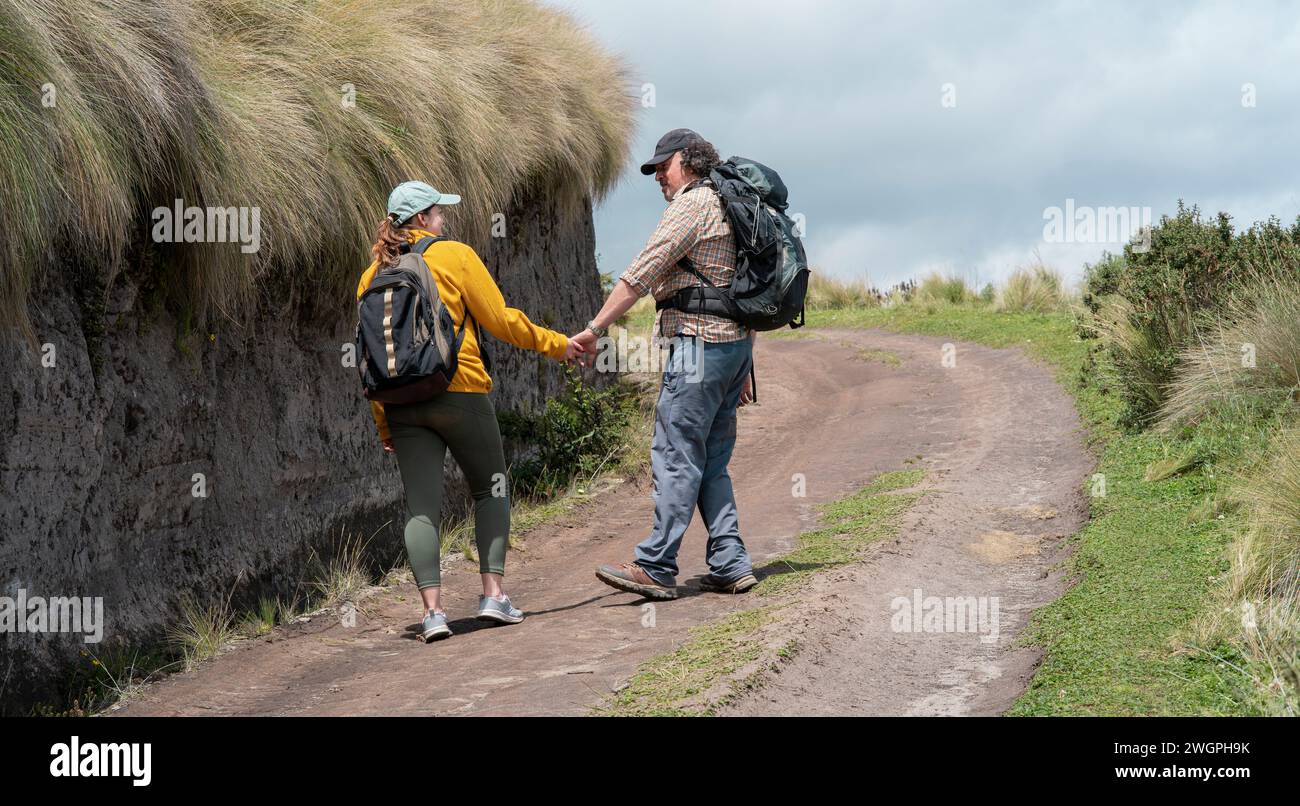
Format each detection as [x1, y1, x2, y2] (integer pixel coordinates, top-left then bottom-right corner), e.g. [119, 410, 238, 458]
[620, 184, 749, 343]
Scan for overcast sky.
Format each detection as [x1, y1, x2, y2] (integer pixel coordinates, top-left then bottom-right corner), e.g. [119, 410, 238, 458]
[547, 0, 1300, 290]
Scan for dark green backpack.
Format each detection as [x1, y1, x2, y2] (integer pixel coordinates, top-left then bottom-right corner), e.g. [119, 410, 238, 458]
[656, 156, 810, 331]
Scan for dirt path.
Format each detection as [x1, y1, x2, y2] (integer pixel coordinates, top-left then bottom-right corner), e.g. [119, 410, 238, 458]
[113, 329, 1092, 716]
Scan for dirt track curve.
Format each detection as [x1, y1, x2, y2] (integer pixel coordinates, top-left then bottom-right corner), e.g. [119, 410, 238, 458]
[114, 329, 1092, 716]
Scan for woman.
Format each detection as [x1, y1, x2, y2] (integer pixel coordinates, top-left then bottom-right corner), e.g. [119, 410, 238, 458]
[358, 181, 585, 642]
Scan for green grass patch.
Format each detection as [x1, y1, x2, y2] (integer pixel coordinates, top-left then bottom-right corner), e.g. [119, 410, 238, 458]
[603, 469, 925, 716]
[757, 469, 924, 598]
[851, 347, 902, 367]
[1006, 428, 1245, 715]
[602, 607, 778, 717]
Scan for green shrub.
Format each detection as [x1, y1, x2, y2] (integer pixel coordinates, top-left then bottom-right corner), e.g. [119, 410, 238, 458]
[1085, 203, 1300, 429]
[1080, 251, 1124, 316]
[503, 367, 639, 498]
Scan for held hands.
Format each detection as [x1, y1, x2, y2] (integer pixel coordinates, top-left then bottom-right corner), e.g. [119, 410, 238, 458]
[566, 328, 600, 368]
[383, 329, 599, 455]
[562, 336, 588, 366]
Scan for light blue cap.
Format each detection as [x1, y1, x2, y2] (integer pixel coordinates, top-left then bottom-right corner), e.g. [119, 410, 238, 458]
[387, 180, 461, 224]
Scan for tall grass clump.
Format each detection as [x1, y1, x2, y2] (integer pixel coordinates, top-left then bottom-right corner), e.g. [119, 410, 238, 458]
[805, 272, 882, 310]
[915, 272, 976, 305]
[1192, 428, 1300, 714]
[997, 264, 1065, 313]
[306, 530, 375, 609]
[1158, 276, 1300, 430]
[166, 594, 236, 672]
[0, 0, 635, 336]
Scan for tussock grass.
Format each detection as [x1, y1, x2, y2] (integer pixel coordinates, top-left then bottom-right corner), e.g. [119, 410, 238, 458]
[238, 596, 280, 638]
[1142, 451, 1200, 482]
[915, 272, 976, 305]
[1158, 276, 1300, 430]
[805, 271, 881, 310]
[167, 594, 237, 672]
[1092, 295, 1170, 427]
[307, 530, 374, 609]
[997, 264, 1065, 314]
[0, 0, 634, 335]
[1194, 428, 1300, 714]
[622, 294, 657, 330]
[32, 645, 180, 716]
[440, 514, 476, 563]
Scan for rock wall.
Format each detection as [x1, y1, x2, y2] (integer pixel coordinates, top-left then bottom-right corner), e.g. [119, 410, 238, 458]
[0, 190, 604, 713]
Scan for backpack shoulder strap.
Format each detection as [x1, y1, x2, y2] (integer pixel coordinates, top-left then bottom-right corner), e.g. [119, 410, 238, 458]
[402, 235, 447, 255]
[413, 235, 448, 253]
[400, 235, 452, 300]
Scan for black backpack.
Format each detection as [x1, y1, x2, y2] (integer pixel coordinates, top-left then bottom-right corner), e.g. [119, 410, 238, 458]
[355, 236, 488, 404]
[656, 156, 810, 331]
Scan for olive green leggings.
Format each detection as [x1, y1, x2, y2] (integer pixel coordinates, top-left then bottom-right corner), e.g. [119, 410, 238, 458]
[385, 392, 510, 589]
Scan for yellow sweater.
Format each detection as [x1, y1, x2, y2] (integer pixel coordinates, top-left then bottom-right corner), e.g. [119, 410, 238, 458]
[356, 229, 569, 441]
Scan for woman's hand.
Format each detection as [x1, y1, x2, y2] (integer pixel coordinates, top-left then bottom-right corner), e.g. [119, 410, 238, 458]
[382, 438, 396, 454]
[567, 330, 598, 367]
[564, 334, 593, 367]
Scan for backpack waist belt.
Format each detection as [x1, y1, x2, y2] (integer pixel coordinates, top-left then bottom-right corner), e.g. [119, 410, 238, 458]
[655, 284, 736, 318]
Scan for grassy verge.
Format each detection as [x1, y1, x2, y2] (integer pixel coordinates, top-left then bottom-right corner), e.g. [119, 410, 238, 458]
[796, 300, 1269, 714]
[602, 469, 925, 716]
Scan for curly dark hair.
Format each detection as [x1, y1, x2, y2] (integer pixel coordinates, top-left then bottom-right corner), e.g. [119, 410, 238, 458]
[679, 139, 721, 179]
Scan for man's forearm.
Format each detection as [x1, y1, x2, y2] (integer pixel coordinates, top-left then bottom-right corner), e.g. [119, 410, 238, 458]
[589, 278, 642, 330]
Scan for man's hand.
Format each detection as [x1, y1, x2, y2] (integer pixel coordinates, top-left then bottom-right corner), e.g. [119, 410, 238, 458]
[739, 371, 754, 406]
[569, 329, 599, 367]
[382, 438, 396, 454]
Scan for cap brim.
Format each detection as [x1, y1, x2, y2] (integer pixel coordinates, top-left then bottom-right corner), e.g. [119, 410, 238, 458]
[435, 193, 461, 205]
[639, 152, 674, 175]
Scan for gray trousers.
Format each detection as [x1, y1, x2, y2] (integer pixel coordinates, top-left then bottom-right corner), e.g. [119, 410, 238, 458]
[634, 336, 754, 585]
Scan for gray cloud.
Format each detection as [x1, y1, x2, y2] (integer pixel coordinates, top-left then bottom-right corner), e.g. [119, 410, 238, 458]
[549, 0, 1300, 289]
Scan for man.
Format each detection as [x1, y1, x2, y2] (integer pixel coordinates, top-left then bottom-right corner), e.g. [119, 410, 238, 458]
[570, 128, 758, 600]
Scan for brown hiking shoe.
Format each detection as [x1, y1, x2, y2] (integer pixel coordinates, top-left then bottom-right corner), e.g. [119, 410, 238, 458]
[699, 572, 758, 594]
[595, 562, 678, 600]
